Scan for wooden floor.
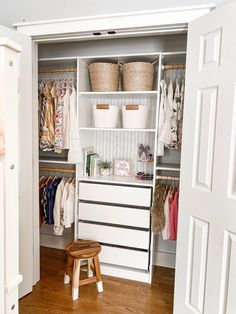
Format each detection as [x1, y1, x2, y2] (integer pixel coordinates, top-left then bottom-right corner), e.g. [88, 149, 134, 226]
[19, 247, 175, 314]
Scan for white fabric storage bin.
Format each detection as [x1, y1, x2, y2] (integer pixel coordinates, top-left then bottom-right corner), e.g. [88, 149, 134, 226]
[93, 104, 119, 128]
[122, 105, 148, 129]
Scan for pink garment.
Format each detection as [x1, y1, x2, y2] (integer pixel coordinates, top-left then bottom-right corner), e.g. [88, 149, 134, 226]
[0, 129, 5, 155]
[169, 190, 179, 241]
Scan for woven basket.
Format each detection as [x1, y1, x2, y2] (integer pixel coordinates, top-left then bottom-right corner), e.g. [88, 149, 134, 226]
[88, 62, 120, 92]
[122, 62, 155, 91]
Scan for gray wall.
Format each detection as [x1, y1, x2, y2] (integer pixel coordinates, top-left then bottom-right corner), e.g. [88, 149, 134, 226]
[0, 0, 229, 28]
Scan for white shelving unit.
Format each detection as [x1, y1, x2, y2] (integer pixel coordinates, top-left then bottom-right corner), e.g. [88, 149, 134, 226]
[37, 49, 186, 283]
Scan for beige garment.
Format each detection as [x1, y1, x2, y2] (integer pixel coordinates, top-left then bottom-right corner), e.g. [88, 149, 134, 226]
[63, 88, 70, 149]
[151, 184, 166, 234]
[68, 86, 80, 162]
[53, 178, 66, 236]
[63, 182, 75, 228]
[61, 180, 70, 227]
[0, 129, 5, 155]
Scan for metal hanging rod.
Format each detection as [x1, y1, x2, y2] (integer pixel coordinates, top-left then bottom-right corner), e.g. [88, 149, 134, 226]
[39, 167, 75, 174]
[162, 64, 185, 70]
[156, 175, 180, 181]
[38, 68, 77, 74]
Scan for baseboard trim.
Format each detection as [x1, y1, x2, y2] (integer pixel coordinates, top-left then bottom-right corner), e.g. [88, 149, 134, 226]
[154, 251, 176, 269]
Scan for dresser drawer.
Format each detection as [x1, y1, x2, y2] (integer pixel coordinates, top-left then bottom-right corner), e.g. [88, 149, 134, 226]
[79, 182, 152, 207]
[79, 203, 150, 229]
[78, 222, 150, 250]
[100, 245, 149, 270]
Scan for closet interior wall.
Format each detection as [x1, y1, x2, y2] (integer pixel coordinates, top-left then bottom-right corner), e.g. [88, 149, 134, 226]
[38, 33, 187, 271]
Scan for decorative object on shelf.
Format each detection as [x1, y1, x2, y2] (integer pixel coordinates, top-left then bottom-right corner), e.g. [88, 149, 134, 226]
[114, 159, 131, 176]
[138, 144, 153, 162]
[122, 105, 148, 129]
[99, 160, 112, 176]
[93, 104, 119, 128]
[120, 61, 157, 91]
[88, 62, 120, 92]
[136, 172, 153, 181]
[0, 128, 5, 155]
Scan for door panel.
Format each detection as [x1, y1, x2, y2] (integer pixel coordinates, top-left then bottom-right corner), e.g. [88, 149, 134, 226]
[174, 1, 236, 313]
[0, 25, 33, 298]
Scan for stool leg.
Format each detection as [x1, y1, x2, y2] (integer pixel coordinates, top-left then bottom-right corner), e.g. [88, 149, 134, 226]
[87, 258, 93, 278]
[72, 259, 81, 301]
[94, 255, 103, 293]
[64, 255, 73, 285]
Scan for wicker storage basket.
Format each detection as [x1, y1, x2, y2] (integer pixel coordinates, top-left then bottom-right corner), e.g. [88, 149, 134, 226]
[89, 62, 120, 92]
[122, 62, 155, 91]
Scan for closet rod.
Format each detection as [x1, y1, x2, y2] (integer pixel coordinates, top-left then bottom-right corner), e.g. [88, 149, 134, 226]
[162, 64, 185, 70]
[39, 167, 76, 174]
[38, 67, 77, 74]
[156, 175, 180, 181]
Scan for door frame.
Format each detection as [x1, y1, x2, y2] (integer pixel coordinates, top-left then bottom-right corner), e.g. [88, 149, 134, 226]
[15, 4, 214, 286]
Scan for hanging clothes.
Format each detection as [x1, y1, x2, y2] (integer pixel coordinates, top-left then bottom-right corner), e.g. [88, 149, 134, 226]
[162, 189, 171, 240]
[41, 176, 54, 224]
[45, 177, 62, 225]
[54, 84, 65, 153]
[39, 81, 55, 151]
[152, 181, 179, 240]
[151, 184, 166, 234]
[159, 80, 178, 149]
[62, 86, 70, 149]
[68, 85, 80, 162]
[177, 80, 185, 148]
[39, 176, 47, 225]
[169, 189, 179, 241]
[157, 79, 168, 156]
[53, 178, 66, 236]
[38, 79, 78, 156]
[63, 180, 75, 228]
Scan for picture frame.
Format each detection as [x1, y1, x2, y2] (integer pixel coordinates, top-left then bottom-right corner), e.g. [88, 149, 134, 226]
[114, 159, 131, 177]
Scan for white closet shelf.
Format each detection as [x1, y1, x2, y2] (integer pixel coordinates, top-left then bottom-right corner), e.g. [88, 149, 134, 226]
[156, 163, 181, 171]
[79, 91, 158, 98]
[39, 160, 78, 164]
[78, 175, 154, 187]
[79, 127, 156, 132]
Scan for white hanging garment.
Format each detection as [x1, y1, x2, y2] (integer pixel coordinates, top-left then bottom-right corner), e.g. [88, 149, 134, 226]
[63, 181, 75, 228]
[62, 86, 70, 149]
[160, 80, 178, 149]
[162, 190, 171, 240]
[177, 79, 185, 148]
[68, 85, 80, 162]
[157, 79, 167, 156]
[53, 178, 66, 236]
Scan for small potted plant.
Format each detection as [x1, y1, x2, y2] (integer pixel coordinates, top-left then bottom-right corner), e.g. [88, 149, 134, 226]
[99, 160, 112, 176]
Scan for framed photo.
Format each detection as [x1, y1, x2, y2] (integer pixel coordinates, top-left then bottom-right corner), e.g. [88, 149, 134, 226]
[114, 159, 131, 176]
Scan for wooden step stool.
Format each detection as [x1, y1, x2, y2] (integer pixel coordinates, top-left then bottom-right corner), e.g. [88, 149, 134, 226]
[64, 240, 103, 301]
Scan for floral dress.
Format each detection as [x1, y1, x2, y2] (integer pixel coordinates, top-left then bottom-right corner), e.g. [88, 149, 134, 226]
[54, 82, 65, 153]
[160, 80, 178, 149]
[39, 81, 55, 151]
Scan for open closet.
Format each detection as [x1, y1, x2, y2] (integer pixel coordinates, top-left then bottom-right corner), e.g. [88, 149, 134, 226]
[6, 3, 236, 313]
[36, 34, 186, 282]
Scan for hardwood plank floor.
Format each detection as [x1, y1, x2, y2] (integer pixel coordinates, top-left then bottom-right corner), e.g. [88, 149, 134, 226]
[19, 247, 175, 314]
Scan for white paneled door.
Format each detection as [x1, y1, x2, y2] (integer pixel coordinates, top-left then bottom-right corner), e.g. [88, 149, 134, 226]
[174, 1, 236, 314]
[0, 25, 33, 300]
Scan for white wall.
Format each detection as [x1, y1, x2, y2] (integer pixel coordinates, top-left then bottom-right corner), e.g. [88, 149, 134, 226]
[0, 0, 229, 28]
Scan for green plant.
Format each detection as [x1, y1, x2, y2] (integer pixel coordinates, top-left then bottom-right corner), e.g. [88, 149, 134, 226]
[99, 160, 112, 169]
